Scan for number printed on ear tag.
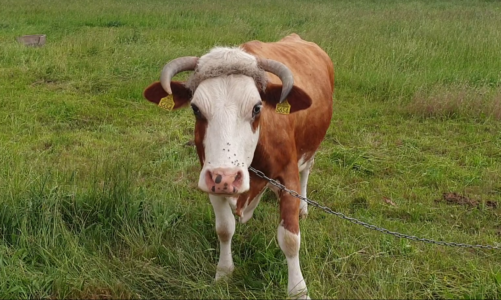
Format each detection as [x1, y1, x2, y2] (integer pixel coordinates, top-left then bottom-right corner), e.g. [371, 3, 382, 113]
[275, 100, 291, 115]
[159, 94, 175, 111]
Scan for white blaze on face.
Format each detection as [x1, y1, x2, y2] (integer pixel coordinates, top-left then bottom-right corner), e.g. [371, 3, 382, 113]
[193, 75, 262, 195]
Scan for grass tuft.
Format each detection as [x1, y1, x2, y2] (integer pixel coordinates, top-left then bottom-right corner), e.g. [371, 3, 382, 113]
[405, 85, 501, 120]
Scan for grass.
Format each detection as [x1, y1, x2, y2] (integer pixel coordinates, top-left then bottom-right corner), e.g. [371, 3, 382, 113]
[1, 0, 501, 298]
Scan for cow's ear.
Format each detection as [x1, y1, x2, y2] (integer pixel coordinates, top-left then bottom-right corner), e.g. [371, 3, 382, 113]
[260, 83, 312, 114]
[143, 81, 192, 110]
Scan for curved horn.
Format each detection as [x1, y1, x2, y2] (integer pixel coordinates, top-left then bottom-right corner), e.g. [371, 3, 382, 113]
[258, 58, 294, 103]
[160, 56, 199, 94]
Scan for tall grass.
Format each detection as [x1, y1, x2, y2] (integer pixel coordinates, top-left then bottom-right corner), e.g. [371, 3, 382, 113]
[1, 0, 501, 298]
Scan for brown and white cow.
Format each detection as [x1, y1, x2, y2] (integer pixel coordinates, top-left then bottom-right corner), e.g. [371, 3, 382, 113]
[144, 33, 333, 299]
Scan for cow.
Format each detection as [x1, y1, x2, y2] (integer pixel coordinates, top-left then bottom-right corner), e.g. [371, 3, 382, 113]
[143, 33, 334, 299]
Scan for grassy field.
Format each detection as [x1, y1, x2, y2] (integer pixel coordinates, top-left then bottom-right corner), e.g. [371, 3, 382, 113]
[1, 0, 501, 298]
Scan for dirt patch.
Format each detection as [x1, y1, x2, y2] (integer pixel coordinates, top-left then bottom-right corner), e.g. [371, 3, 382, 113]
[435, 192, 478, 207]
[435, 192, 499, 209]
[486, 200, 498, 209]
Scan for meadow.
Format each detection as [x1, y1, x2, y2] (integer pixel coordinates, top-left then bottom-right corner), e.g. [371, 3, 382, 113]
[1, 0, 501, 298]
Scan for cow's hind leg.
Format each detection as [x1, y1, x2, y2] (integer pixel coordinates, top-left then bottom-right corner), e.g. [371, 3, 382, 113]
[298, 156, 315, 217]
[210, 194, 235, 281]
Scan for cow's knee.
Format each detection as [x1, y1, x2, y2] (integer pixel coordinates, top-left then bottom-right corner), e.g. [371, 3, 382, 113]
[216, 224, 233, 243]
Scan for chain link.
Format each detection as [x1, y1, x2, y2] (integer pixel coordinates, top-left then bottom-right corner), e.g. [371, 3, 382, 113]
[249, 167, 500, 250]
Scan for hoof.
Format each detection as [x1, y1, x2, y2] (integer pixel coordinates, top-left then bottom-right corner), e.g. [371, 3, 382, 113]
[289, 285, 309, 299]
[239, 211, 254, 223]
[289, 293, 311, 300]
[290, 291, 310, 300]
[215, 265, 234, 281]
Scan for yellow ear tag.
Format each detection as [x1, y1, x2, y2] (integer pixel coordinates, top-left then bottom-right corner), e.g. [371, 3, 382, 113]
[158, 94, 175, 111]
[275, 100, 291, 115]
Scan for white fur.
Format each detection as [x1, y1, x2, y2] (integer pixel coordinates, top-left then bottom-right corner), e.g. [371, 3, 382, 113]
[186, 47, 267, 93]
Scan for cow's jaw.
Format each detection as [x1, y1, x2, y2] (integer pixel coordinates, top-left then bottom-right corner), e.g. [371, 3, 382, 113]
[193, 75, 262, 196]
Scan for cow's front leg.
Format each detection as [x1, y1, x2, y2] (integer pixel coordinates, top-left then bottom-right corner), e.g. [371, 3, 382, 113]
[210, 194, 235, 281]
[278, 193, 309, 299]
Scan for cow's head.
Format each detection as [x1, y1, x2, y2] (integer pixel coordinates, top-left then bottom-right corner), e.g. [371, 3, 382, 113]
[144, 47, 311, 196]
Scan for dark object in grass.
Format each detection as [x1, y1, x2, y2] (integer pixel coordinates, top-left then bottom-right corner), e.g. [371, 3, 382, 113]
[436, 192, 498, 209]
[486, 200, 498, 209]
[435, 192, 478, 207]
[17, 34, 46, 47]
[184, 140, 196, 147]
[350, 197, 369, 213]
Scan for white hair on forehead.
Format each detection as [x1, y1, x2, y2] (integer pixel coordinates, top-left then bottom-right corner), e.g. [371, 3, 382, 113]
[185, 47, 268, 93]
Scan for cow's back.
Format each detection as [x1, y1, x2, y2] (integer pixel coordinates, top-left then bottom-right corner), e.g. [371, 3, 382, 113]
[242, 34, 334, 164]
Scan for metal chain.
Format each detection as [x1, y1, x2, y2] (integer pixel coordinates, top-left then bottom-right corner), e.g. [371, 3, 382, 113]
[249, 167, 500, 250]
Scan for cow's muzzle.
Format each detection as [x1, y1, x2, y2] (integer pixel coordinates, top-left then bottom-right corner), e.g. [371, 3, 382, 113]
[201, 167, 245, 195]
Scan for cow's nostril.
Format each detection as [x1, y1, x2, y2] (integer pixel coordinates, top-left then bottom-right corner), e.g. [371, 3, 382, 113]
[206, 170, 213, 180]
[235, 172, 242, 181]
[215, 174, 222, 184]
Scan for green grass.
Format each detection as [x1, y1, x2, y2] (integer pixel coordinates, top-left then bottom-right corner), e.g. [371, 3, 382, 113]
[1, 0, 501, 298]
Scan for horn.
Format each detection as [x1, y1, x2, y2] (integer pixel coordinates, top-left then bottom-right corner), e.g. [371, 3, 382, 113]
[160, 56, 199, 94]
[257, 58, 294, 103]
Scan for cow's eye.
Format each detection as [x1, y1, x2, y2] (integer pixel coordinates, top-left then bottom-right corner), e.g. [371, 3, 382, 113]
[191, 104, 201, 117]
[252, 103, 262, 117]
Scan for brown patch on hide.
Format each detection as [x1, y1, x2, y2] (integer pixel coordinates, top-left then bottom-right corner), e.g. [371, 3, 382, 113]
[277, 168, 301, 234]
[251, 114, 261, 133]
[280, 197, 300, 234]
[194, 118, 207, 166]
[216, 227, 232, 243]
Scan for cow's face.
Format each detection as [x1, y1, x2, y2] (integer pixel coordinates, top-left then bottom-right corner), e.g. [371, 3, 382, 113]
[143, 47, 313, 197]
[192, 75, 262, 195]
